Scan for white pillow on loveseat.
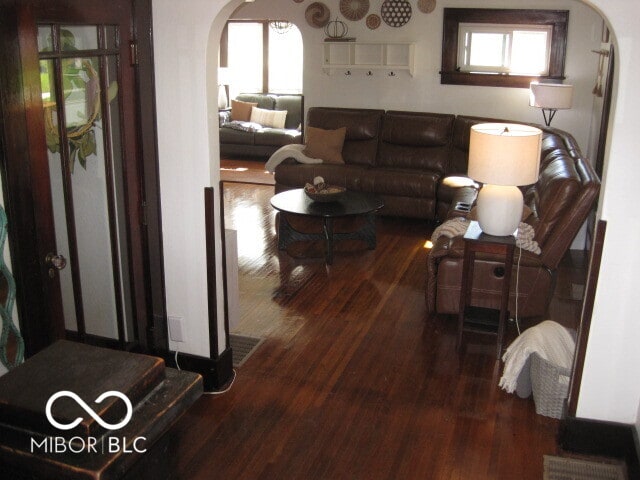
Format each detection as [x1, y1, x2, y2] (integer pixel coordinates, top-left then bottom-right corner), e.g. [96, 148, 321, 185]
[250, 107, 287, 129]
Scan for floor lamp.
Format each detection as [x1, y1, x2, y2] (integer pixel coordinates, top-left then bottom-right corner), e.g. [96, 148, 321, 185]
[529, 82, 574, 126]
[468, 123, 543, 237]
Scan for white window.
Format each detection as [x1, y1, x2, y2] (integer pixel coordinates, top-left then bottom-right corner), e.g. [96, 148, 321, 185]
[227, 23, 263, 99]
[268, 26, 303, 94]
[226, 21, 303, 100]
[458, 23, 552, 75]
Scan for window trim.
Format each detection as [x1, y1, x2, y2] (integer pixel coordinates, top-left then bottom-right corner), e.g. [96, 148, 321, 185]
[440, 8, 569, 88]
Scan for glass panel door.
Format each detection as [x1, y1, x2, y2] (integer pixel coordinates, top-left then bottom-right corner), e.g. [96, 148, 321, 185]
[38, 25, 133, 343]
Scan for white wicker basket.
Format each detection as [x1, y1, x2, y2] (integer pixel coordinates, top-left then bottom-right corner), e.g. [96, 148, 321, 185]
[530, 352, 571, 419]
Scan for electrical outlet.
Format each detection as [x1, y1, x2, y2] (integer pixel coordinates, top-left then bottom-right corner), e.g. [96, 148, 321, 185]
[168, 316, 185, 342]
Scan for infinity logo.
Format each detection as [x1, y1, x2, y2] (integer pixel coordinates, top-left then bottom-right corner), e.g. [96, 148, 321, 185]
[45, 391, 133, 431]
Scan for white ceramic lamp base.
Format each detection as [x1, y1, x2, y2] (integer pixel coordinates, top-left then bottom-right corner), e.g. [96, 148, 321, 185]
[476, 184, 523, 236]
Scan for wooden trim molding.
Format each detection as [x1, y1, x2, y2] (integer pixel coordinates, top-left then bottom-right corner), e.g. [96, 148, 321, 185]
[164, 348, 233, 392]
[559, 416, 640, 479]
[441, 8, 569, 88]
[567, 220, 606, 417]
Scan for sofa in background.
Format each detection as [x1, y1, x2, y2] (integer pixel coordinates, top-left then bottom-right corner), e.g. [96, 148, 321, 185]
[273, 106, 600, 318]
[275, 107, 452, 219]
[219, 93, 303, 158]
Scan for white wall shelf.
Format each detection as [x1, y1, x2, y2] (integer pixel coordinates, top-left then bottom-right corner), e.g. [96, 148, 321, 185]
[322, 42, 415, 76]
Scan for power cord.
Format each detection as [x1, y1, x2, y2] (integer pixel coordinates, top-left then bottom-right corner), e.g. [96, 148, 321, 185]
[513, 241, 523, 336]
[174, 349, 237, 395]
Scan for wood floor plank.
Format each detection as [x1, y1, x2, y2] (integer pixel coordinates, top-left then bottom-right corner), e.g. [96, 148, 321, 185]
[170, 174, 578, 479]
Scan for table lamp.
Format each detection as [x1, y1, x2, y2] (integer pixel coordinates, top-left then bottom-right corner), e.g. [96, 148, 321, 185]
[218, 67, 231, 109]
[529, 82, 573, 126]
[468, 123, 542, 236]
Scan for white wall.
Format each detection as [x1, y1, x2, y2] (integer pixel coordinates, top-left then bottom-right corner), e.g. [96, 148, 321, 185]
[233, 0, 603, 153]
[152, 0, 244, 358]
[576, 0, 640, 431]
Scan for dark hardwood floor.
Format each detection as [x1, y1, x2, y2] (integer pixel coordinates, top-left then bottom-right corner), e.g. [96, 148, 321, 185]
[169, 161, 585, 479]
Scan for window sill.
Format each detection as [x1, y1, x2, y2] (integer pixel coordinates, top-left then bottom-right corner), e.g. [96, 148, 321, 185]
[439, 71, 565, 88]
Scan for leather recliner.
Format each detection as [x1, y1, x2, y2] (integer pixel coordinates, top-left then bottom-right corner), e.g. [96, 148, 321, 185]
[426, 121, 600, 318]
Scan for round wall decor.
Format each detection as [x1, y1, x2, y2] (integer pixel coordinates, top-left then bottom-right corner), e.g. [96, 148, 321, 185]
[417, 0, 436, 14]
[305, 2, 331, 28]
[380, 0, 412, 28]
[366, 13, 381, 30]
[340, 0, 369, 21]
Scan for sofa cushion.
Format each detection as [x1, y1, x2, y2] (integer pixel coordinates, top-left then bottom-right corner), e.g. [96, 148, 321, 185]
[376, 112, 454, 171]
[231, 100, 258, 122]
[274, 163, 368, 191]
[275, 95, 303, 130]
[360, 168, 441, 198]
[219, 126, 254, 145]
[377, 143, 450, 173]
[525, 154, 580, 245]
[382, 111, 454, 147]
[250, 107, 287, 129]
[235, 93, 276, 110]
[254, 128, 301, 147]
[306, 107, 384, 167]
[303, 126, 346, 164]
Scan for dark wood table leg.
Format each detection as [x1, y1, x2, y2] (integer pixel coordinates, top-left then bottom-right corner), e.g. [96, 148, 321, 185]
[277, 213, 290, 251]
[496, 245, 515, 357]
[362, 213, 377, 249]
[457, 244, 474, 351]
[324, 218, 334, 265]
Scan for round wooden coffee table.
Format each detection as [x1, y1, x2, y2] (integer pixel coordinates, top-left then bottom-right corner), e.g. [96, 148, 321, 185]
[270, 189, 384, 264]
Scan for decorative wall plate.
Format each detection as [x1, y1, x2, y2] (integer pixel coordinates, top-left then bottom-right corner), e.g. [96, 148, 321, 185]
[305, 2, 331, 28]
[380, 0, 412, 28]
[417, 0, 436, 14]
[366, 14, 381, 30]
[340, 0, 369, 21]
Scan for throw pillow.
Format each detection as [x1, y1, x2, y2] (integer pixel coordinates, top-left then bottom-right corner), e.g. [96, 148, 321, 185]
[303, 126, 347, 165]
[231, 100, 258, 122]
[249, 107, 288, 129]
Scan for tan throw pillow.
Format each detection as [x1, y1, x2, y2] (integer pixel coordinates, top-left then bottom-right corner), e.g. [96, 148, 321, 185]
[249, 107, 287, 129]
[303, 126, 347, 164]
[231, 100, 258, 122]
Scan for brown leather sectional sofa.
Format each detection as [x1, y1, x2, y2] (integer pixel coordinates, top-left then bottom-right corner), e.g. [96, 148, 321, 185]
[274, 106, 601, 318]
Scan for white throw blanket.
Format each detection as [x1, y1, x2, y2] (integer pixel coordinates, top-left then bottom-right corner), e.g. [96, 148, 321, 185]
[265, 144, 322, 173]
[431, 218, 541, 255]
[499, 320, 575, 394]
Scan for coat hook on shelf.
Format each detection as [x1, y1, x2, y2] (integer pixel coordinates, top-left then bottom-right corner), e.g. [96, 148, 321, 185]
[345, 70, 351, 76]
[366, 70, 373, 76]
[388, 71, 396, 77]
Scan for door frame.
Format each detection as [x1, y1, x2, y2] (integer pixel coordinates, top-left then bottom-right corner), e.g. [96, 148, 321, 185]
[0, 0, 167, 356]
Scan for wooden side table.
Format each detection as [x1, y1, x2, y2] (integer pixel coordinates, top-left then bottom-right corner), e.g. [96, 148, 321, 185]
[457, 221, 515, 358]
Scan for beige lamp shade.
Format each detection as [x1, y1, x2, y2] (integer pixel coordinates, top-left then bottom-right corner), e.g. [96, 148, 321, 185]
[468, 123, 542, 187]
[529, 82, 574, 109]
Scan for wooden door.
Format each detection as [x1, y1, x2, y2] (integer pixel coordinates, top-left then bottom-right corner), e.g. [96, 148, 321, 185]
[0, 0, 165, 356]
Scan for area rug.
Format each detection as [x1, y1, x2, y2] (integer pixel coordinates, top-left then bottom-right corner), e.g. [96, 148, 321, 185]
[230, 334, 264, 367]
[543, 455, 626, 480]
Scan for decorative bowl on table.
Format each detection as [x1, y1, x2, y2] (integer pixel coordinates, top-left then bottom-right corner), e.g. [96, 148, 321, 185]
[304, 183, 346, 202]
